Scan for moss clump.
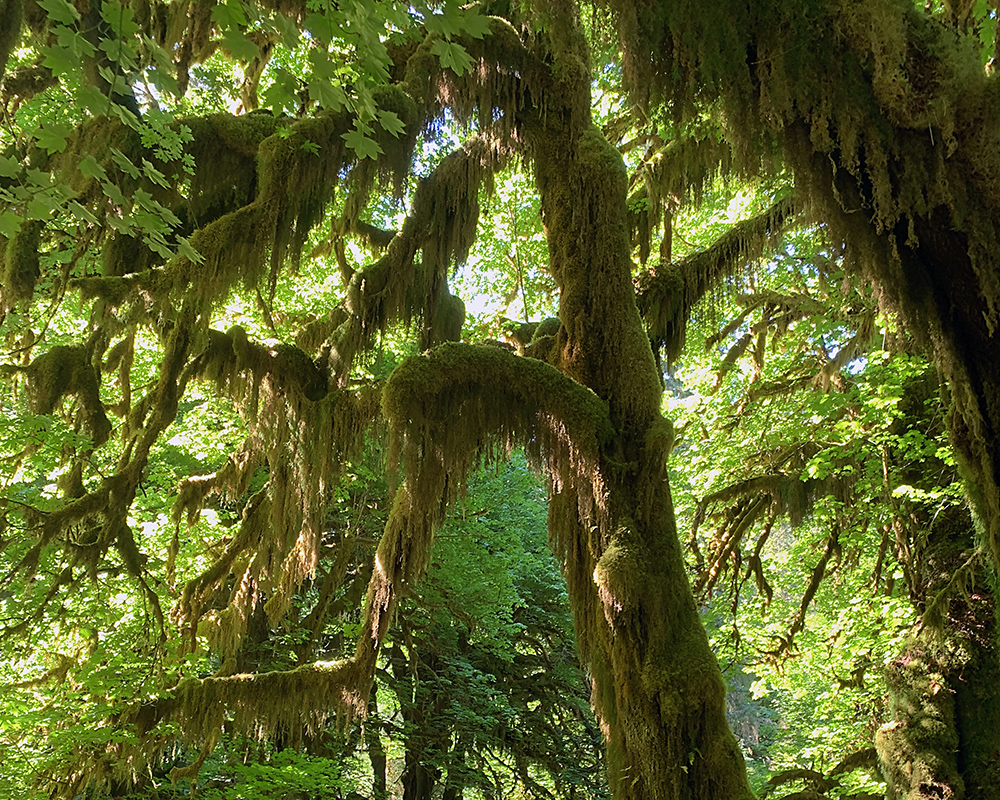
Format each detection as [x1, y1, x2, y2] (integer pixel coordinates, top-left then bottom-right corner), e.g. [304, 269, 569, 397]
[593, 532, 646, 617]
[26, 345, 112, 447]
[184, 113, 280, 224]
[1, 219, 43, 307]
[427, 291, 465, 345]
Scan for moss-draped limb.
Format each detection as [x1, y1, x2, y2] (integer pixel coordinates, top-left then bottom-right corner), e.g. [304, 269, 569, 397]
[634, 195, 799, 364]
[2, 315, 196, 642]
[174, 336, 382, 655]
[370, 341, 615, 647]
[326, 138, 502, 380]
[24, 344, 112, 447]
[609, 0, 1000, 575]
[518, 14, 754, 795]
[89, 658, 366, 792]
[65, 86, 419, 317]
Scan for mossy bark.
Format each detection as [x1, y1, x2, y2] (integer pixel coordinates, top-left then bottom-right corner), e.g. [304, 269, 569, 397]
[877, 505, 1000, 799]
[526, 33, 752, 797]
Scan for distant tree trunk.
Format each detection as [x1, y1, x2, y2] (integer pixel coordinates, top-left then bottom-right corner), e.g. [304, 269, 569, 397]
[389, 642, 446, 800]
[525, 26, 754, 797]
[442, 735, 468, 800]
[367, 694, 389, 800]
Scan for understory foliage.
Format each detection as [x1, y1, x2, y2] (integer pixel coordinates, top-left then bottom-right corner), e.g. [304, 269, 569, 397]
[2, 1, 1000, 799]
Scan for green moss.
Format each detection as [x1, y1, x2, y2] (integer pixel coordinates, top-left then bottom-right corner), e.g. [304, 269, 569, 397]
[26, 345, 112, 447]
[1, 219, 43, 306]
[428, 291, 465, 345]
[0, 0, 25, 84]
[877, 640, 963, 800]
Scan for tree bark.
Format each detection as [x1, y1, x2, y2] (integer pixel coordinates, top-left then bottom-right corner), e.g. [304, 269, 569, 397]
[877, 506, 1000, 800]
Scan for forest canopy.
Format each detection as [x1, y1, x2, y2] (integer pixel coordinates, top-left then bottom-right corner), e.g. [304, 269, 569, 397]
[1, 1, 1000, 799]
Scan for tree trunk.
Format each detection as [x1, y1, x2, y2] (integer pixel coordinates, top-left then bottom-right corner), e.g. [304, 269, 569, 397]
[528, 36, 753, 796]
[442, 735, 468, 800]
[877, 505, 1000, 799]
[367, 694, 389, 800]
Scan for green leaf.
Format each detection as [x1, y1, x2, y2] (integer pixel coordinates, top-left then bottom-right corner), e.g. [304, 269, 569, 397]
[55, 23, 95, 58]
[342, 127, 382, 160]
[141, 159, 169, 189]
[222, 29, 261, 62]
[271, 12, 301, 48]
[35, 122, 72, 155]
[0, 211, 23, 238]
[78, 155, 108, 182]
[430, 39, 474, 76]
[307, 47, 337, 80]
[143, 234, 173, 259]
[262, 70, 299, 115]
[109, 148, 141, 179]
[309, 79, 347, 111]
[304, 12, 335, 43]
[460, 8, 492, 39]
[101, 0, 141, 37]
[77, 85, 110, 115]
[99, 38, 138, 71]
[41, 44, 78, 76]
[177, 236, 205, 264]
[423, 3, 464, 38]
[102, 180, 126, 206]
[377, 109, 406, 138]
[67, 201, 99, 225]
[37, 0, 79, 26]
[0, 155, 19, 179]
[26, 196, 55, 220]
[107, 215, 134, 234]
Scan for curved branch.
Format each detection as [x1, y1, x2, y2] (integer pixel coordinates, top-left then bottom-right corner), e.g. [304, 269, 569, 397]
[353, 342, 616, 705]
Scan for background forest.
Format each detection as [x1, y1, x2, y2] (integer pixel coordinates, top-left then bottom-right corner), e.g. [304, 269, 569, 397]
[1, 0, 999, 799]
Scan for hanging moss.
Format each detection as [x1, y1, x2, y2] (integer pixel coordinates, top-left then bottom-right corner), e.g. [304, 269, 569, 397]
[635, 195, 798, 364]
[632, 135, 736, 264]
[0, 218, 43, 306]
[176, 325, 383, 657]
[328, 138, 500, 383]
[101, 232, 160, 278]
[183, 112, 282, 224]
[26, 345, 112, 447]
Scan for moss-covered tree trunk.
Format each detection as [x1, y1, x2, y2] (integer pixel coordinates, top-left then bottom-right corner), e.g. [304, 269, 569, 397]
[522, 25, 753, 800]
[877, 507, 1000, 800]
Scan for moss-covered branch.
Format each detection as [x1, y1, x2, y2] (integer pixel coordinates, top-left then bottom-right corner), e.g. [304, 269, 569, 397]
[325, 138, 502, 380]
[635, 195, 798, 363]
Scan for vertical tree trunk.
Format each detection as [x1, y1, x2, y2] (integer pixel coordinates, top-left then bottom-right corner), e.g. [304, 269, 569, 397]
[877, 506, 1000, 799]
[442, 735, 468, 800]
[527, 27, 754, 793]
[367, 694, 389, 800]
